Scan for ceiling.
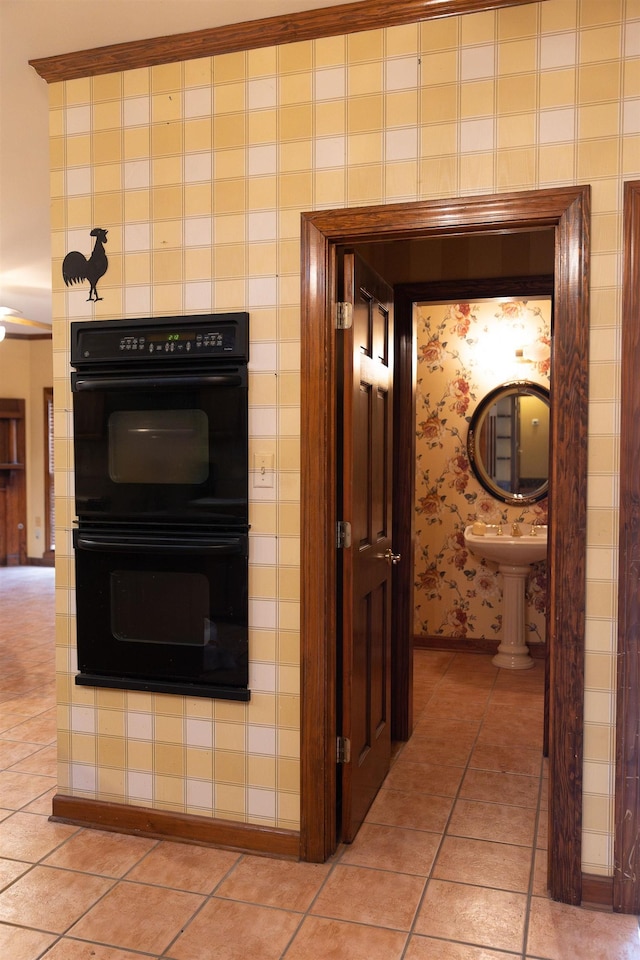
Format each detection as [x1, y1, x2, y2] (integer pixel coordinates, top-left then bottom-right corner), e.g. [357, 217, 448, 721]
[0, 0, 354, 336]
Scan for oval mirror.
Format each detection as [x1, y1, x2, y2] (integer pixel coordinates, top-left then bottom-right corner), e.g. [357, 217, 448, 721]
[467, 380, 550, 505]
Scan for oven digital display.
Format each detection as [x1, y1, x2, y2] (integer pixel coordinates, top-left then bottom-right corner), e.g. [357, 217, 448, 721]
[147, 332, 195, 343]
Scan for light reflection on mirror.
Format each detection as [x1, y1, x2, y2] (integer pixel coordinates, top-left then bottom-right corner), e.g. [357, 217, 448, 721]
[467, 381, 549, 505]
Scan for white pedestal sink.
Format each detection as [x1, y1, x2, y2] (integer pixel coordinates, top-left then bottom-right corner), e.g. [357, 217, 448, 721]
[464, 524, 547, 670]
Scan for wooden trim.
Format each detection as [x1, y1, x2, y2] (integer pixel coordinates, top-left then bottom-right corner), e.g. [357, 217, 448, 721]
[391, 287, 416, 742]
[413, 635, 545, 659]
[299, 219, 338, 862]
[300, 187, 589, 909]
[545, 184, 589, 905]
[0, 398, 27, 565]
[303, 188, 585, 242]
[30, 0, 539, 83]
[415, 635, 498, 655]
[614, 181, 640, 914]
[5, 333, 51, 341]
[43, 387, 54, 565]
[582, 873, 614, 911]
[398, 275, 555, 304]
[51, 794, 300, 858]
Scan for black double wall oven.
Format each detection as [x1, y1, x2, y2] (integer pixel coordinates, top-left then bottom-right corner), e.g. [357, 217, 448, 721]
[70, 313, 250, 701]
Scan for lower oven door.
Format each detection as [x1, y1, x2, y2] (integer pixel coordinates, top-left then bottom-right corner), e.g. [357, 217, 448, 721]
[73, 526, 249, 700]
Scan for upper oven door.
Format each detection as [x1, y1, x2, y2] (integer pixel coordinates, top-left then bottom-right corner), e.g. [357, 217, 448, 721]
[72, 368, 247, 524]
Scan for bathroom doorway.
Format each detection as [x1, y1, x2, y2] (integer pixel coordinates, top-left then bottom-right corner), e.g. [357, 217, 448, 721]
[389, 270, 553, 734]
[299, 186, 590, 908]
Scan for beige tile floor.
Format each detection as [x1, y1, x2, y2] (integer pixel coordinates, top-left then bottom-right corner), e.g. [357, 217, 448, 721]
[1, 565, 639, 959]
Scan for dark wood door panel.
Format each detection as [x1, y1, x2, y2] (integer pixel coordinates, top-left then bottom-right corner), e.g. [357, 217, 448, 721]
[372, 386, 389, 540]
[0, 399, 27, 566]
[354, 382, 372, 548]
[348, 577, 390, 834]
[340, 250, 394, 844]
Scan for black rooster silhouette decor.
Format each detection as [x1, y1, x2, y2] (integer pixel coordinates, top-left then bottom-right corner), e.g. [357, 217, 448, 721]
[62, 227, 109, 302]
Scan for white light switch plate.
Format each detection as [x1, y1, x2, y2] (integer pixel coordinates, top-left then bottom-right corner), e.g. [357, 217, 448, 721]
[253, 453, 275, 487]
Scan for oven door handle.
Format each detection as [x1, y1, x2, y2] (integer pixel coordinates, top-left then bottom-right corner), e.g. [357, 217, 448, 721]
[73, 373, 243, 391]
[75, 535, 245, 555]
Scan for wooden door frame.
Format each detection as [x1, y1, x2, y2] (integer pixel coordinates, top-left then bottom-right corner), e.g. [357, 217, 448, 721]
[300, 186, 590, 907]
[615, 181, 640, 913]
[43, 387, 55, 565]
[0, 398, 27, 566]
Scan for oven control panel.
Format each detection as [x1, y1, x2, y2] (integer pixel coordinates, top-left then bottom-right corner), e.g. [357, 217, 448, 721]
[71, 313, 249, 365]
[120, 330, 230, 355]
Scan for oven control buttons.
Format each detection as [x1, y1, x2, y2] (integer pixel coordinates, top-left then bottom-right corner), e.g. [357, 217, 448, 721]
[110, 330, 235, 355]
[119, 337, 147, 351]
[195, 332, 234, 351]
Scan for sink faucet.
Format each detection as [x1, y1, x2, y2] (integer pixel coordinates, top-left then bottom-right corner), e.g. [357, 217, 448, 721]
[511, 522, 522, 537]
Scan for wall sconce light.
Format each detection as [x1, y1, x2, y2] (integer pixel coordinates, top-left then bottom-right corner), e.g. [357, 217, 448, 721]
[516, 341, 549, 364]
[514, 347, 532, 363]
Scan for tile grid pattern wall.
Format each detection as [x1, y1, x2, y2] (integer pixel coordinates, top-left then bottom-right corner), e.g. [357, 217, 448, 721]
[49, 1, 640, 872]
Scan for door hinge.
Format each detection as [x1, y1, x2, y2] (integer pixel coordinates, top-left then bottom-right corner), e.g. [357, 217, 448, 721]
[335, 301, 353, 329]
[336, 520, 352, 549]
[337, 736, 351, 764]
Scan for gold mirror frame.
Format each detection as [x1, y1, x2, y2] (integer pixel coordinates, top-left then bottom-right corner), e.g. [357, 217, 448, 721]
[467, 380, 550, 505]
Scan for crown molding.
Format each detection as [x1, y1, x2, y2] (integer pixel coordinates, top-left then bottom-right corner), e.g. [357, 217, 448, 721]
[30, 0, 538, 83]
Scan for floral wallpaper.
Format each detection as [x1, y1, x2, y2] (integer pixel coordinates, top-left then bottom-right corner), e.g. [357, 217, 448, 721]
[413, 298, 551, 647]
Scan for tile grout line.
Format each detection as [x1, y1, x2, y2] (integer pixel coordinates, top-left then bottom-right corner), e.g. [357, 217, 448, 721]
[285, 653, 466, 959]
[520, 749, 549, 960]
[397, 653, 505, 958]
[157, 852, 252, 959]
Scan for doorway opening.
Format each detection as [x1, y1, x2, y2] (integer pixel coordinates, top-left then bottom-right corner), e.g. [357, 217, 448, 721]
[0, 398, 27, 566]
[299, 186, 590, 907]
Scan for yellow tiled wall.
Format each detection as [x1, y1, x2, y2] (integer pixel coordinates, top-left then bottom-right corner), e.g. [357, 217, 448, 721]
[50, 1, 640, 873]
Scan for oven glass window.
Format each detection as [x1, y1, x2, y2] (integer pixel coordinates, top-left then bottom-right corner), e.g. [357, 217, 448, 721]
[108, 409, 209, 484]
[112, 570, 208, 645]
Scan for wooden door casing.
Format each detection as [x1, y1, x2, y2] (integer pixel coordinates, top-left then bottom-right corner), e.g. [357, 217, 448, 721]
[43, 387, 55, 563]
[615, 181, 640, 913]
[0, 399, 27, 566]
[0, 482, 6, 565]
[300, 187, 590, 911]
